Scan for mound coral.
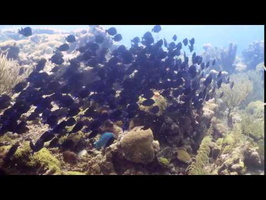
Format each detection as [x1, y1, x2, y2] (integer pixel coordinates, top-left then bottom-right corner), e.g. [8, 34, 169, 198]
[120, 127, 155, 164]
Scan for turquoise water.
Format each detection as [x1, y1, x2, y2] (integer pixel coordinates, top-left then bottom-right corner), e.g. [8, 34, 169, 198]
[0, 25, 263, 55]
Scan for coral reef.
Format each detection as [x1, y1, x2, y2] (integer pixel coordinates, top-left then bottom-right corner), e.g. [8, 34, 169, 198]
[0, 42, 20, 60]
[0, 26, 264, 175]
[1, 142, 61, 174]
[242, 40, 264, 70]
[201, 43, 237, 73]
[220, 43, 237, 74]
[245, 69, 264, 102]
[62, 171, 86, 175]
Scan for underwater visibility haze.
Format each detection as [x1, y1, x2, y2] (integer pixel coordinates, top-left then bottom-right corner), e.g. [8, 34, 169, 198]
[0, 25, 264, 175]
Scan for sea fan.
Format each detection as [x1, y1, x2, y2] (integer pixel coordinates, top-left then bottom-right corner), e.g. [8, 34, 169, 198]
[187, 135, 212, 175]
[0, 54, 31, 95]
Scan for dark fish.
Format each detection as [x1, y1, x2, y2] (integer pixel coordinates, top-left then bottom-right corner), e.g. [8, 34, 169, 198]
[168, 42, 176, 51]
[142, 32, 154, 45]
[0, 94, 11, 110]
[230, 81, 234, 89]
[88, 130, 98, 139]
[217, 71, 222, 78]
[84, 107, 98, 118]
[105, 136, 115, 148]
[99, 112, 109, 121]
[111, 110, 123, 120]
[205, 94, 210, 101]
[40, 131, 55, 142]
[217, 79, 222, 89]
[188, 65, 197, 79]
[142, 89, 154, 99]
[150, 106, 159, 114]
[183, 38, 188, 46]
[46, 114, 58, 127]
[15, 103, 31, 114]
[142, 99, 155, 106]
[193, 99, 203, 109]
[152, 25, 162, 33]
[59, 95, 74, 107]
[121, 50, 133, 64]
[53, 121, 68, 133]
[192, 52, 196, 60]
[204, 75, 212, 86]
[189, 38, 195, 45]
[50, 52, 64, 65]
[61, 139, 75, 150]
[66, 35, 76, 43]
[3, 142, 19, 162]
[30, 139, 44, 152]
[86, 42, 99, 52]
[13, 81, 28, 93]
[67, 104, 80, 117]
[184, 88, 192, 95]
[131, 37, 140, 45]
[15, 121, 29, 134]
[212, 59, 216, 66]
[58, 44, 70, 51]
[127, 103, 139, 112]
[154, 39, 163, 48]
[70, 121, 84, 133]
[191, 79, 200, 90]
[77, 46, 87, 53]
[219, 92, 224, 98]
[176, 42, 182, 50]
[113, 34, 122, 42]
[18, 27, 32, 37]
[42, 109, 52, 121]
[163, 38, 168, 48]
[51, 66, 60, 73]
[36, 59, 47, 71]
[95, 35, 104, 43]
[49, 138, 60, 148]
[189, 45, 194, 52]
[172, 35, 177, 41]
[205, 61, 210, 68]
[45, 81, 61, 95]
[106, 27, 117, 36]
[172, 78, 184, 88]
[27, 112, 39, 121]
[226, 77, 230, 84]
[89, 119, 101, 130]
